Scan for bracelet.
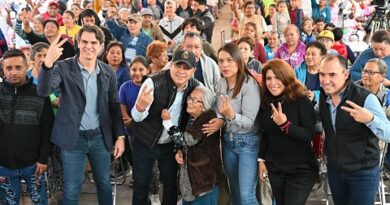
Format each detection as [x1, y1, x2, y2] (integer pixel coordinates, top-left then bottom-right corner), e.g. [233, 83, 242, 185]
[279, 120, 292, 134]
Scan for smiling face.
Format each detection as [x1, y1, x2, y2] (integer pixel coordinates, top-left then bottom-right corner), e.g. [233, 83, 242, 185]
[44, 22, 59, 38]
[106, 45, 123, 68]
[265, 69, 285, 97]
[78, 31, 103, 61]
[71, 5, 82, 17]
[47, 5, 58, 17]
[305, 46, 323, 69]
[170, 63, 195, 89]
[319, 58, 349, 97]
[361, 61, 385, 90]
[130, 62, 149, 85]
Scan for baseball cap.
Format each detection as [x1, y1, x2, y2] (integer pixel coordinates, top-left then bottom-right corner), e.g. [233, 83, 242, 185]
[48, 1, 59, 8]
[128, 14, 141, 22]
[172, 50, 196, 69]
[141, 8, 154, 16]
[318, 30, 334, 41]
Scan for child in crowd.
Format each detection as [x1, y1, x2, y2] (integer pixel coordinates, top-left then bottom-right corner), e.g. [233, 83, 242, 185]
[176, 0, 194, 19]
[288, 0, 304, 28]
[274, 0, 290, 43]
[317, 30, 338, 54]
[300, 17, 316, 44]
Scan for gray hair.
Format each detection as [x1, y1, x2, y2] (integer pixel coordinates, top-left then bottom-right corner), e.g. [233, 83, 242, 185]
[193, 86, 215, 111]
[367, 58, 387, 75]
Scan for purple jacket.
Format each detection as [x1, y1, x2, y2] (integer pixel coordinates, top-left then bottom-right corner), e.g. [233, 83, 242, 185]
[275, 41, 306, 69]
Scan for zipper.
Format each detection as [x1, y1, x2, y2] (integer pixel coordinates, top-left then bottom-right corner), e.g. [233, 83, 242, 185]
[150, 85, 177, 148]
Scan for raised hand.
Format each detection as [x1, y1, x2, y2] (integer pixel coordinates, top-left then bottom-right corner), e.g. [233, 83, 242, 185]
[341, 100, 374, 123]
[135, 86, 153, 112]
[270, 102, 287, 126]
[161, 109, 171, 121]
[44, 35, 67, 68]
[218, 95, 235, 120]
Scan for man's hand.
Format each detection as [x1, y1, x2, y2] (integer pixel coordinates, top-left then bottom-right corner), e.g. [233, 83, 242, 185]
[341, 100, 374, 123]
[270, 102, 287, 126]
[161, 109, 171, 121]
[135, 86, 153, 112]
[218, 96, 235, 120]
[112, 138, 125, 159]
[123, 116, 132, 127]
[35, 162, 47, 175]
[175, 150, 184, 165]
[202, 118, 224, 136]
[44, 35, 67, 68]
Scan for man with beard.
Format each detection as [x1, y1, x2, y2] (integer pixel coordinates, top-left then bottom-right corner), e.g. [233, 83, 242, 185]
[193, 0, 215, 43]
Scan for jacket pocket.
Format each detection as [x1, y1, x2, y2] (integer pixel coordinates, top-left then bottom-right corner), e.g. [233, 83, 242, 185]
[188, 157, 215, 195]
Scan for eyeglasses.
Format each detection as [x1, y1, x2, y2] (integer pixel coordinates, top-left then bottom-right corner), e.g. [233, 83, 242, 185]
[187, 96, 203, 104]
[361, 70, 382, 76]
[318, 38, 332, 43]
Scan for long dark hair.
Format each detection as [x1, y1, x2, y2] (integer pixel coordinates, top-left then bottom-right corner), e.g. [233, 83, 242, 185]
[103, 41, 126, 67]
[218, 43, 252, 98]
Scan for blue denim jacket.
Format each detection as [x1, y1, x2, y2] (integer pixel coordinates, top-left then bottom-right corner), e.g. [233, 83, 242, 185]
[106, 19, 152, 62]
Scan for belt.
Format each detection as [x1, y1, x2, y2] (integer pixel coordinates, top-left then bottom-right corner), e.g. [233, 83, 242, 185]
[79, 128, 101, 137]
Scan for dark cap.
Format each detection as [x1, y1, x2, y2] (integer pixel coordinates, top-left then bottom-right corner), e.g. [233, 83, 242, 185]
[172, 49, 196, 69]
[194, 0, 207, 5]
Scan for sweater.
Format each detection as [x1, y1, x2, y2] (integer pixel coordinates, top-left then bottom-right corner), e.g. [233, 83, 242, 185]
[350, 48, 390, 81]
[0, 79, 54, 169]
[258, 96, 318, 172]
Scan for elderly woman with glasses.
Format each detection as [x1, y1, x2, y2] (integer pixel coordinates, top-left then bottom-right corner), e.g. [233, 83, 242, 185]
[161, 86, 223, 205]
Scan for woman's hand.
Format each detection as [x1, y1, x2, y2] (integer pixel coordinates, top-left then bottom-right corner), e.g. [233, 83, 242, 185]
[270, 102, 287, 126]
[202, 118, 224, 136]
[175, 150, 184, 165]
[259, 161, 268, 181]
[219, 96, 236, 120]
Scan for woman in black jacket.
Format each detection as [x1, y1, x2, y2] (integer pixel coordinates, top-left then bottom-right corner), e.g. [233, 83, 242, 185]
[258, 59, 319, 205]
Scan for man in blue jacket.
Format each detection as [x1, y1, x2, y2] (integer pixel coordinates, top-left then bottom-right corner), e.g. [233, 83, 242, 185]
[37, 25, 125, 205]
[106, 13, 153, 63]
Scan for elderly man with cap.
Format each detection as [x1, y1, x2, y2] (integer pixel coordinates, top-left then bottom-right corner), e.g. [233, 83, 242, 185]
[141, 8, 165, 42]
[41, 1, 63, 26]
[130, 49, 200, 205]
[317, 30, 338, 55]
[106, 13, 152, 63]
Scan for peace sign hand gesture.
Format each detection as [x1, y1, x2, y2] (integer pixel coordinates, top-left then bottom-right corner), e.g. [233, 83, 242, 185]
[270, 102, 287, 126]
[341, 100, 374, 124]
[135, 86, 154, 112]
[44, 35, 67, 68]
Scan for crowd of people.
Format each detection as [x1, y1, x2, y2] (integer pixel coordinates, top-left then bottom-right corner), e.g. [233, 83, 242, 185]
[0, 0, 390, 205]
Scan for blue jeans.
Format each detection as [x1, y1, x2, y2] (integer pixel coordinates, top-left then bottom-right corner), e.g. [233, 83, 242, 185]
[182, 186, 219, 205]
[61, 131, 112, 205]
[0, 164, 47, 205]
[222, 132, 259, 205]
[327, 165, 380, 205]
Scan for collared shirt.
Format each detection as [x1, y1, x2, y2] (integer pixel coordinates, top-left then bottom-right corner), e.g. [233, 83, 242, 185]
[78, 61, 100, 130]
[325, 85, 390, 142]
[131, 78, 187, 144]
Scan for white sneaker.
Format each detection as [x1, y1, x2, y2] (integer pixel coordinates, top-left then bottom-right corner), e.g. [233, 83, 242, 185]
[149, 194, 161, 205]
